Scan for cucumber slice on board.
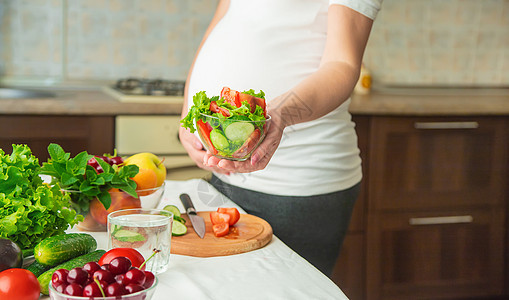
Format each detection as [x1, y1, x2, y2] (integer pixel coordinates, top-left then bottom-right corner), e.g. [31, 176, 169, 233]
[172, 220, 188, 236]
[163, 205, 181, 217]
[210, 129, 230, 150]
[224, 122, 255, 142]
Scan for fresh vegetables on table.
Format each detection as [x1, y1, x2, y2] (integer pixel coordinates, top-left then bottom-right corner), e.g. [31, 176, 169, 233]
[210, 207, 241, 237]
[0, 268, 41, 300]
[39, 143, 139, 214]
[0, 144, 82, 249]
[34, 233, 97, 266]
[181, 87, 270, 161]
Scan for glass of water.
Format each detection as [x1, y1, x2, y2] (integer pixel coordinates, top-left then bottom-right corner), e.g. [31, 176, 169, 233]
[107, 208, 173, 274]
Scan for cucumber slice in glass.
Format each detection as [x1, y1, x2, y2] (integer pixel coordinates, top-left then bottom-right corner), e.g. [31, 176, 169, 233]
[224, 122, 255, 142]
[172, 220, 188, 236]
[210, 129, 230, 150]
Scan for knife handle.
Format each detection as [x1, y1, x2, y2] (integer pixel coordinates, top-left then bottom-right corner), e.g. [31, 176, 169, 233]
[179, 193, 197, 215]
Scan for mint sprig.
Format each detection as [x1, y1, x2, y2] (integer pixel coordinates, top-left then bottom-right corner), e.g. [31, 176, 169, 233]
[40, 143, 139, 213]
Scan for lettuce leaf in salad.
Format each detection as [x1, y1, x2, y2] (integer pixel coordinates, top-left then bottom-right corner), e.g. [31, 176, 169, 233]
[181, 89, 266, 133]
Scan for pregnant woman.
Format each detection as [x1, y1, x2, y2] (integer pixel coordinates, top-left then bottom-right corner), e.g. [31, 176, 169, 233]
[179, 0, 382, 276]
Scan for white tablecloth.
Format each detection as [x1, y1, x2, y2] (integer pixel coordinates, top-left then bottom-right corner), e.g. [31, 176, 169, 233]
[43, 179, 348, 300]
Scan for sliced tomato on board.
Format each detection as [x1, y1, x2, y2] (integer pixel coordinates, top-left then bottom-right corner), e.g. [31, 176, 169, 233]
[217, 207, 240, 226]
[196, 119, 218, 155]
[210, 101, 230, 117]
[239, 93, 267, 117]
[212, 222, 230, 237]
[210, 211, 231, 225]
[220, 87, 241, 107]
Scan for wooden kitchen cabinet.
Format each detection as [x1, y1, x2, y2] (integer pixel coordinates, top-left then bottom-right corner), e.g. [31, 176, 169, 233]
[365, 116, 508, 300]
[0, 115, 115, 161]
[332, 116, 370, 299]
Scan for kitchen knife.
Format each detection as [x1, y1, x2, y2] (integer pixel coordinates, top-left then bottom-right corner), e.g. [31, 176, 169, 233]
[179, 193, 206, 239]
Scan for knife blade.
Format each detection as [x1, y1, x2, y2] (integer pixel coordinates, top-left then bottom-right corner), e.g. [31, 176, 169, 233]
[179, 193, 206, 239]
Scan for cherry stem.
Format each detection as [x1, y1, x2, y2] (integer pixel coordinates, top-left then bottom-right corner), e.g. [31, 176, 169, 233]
[139, 248, 161, 270]
[93, 277, 106, 298]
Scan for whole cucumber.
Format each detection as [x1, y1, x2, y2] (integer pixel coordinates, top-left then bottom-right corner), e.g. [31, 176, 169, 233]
[25, 260, 51, 277]
[38, 249, 106, 295]
[34, 233, 97, 266]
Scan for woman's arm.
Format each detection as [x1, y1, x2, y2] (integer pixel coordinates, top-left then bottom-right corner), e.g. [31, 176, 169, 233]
[179, 0, 231, 174]
[205, 5, 375, 172]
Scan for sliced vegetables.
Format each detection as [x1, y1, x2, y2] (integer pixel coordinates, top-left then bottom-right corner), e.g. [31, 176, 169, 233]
[210, 207, 241, 237]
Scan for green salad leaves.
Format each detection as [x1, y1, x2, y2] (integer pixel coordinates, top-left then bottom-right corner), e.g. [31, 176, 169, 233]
[40, 143, 139, 214]
[0, 144, 82, 249]
[181, 89, 266, 133]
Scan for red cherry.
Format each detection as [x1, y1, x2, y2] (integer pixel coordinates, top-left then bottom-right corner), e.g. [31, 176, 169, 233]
[93, 269, 115, 284]
[125, 283, 145, 294]
[51, 269, 69, 287]
[125, 268, 146, 286]
[64, 283, 84, 296]
[67, 267, 88, 285]
[115, 274, 129, 285]
[100, 263, 110, 271]
[109, 257, 132, 275]
[83, 261, 101, 275]
[143, 271, 155, 288]
[109, 156, 124, 165]
[54, 283, 67, 293]
[83, 280, 108, 297]
[106, 282, 128, 296]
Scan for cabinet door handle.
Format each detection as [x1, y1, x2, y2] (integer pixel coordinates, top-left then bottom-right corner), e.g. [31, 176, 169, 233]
[409, 215, 473, 225]
[414, 122, 479, 129]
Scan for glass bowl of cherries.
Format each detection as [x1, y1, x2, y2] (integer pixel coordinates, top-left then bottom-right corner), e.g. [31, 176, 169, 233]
[48, 256, 157, 300]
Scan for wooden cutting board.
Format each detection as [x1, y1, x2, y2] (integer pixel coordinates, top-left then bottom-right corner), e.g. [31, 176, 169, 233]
[170, 211, 273, 257]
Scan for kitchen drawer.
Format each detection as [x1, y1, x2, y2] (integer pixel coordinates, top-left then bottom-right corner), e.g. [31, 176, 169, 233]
[366, 208, 505, 300]
[115, 115, 186, 155]
[368, 116, 508, 211]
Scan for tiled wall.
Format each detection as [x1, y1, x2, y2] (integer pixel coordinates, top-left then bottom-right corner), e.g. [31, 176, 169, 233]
[1, 0, 508, 87]
[0, 0, 217, 83]
[364, 0, 509, 86]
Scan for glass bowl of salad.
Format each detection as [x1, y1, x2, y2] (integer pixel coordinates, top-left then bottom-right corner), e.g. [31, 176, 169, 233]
[198, 113, 271, 161]
[181, 87, 270, 161]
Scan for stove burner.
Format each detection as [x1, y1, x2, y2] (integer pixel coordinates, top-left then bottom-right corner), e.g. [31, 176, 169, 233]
[114, 78, 185, 96]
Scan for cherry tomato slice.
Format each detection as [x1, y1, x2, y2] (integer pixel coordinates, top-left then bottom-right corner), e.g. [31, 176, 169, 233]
[217, 207, 240, 226]
[212, 222, 230, 237]
[99, 248, 145, 270]
[220, 87, 241, 107]
[0, 268, 40, 300]
[210, 212, 231, 225]
[209, 101, 231, 117]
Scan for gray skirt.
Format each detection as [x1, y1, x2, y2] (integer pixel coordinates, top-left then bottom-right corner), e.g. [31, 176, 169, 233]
[209, 175, 360, 277]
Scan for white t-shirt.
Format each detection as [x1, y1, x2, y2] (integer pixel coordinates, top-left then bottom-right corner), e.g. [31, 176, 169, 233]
[187, 0, 382, 196]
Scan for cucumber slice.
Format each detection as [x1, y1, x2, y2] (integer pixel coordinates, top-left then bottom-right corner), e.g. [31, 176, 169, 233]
[224, 122, 255, 142]
[210, 129, 230, 150]
[163, 205, 181, 217]
[113, 230, 146, 243]
[172, 220, 187, 236]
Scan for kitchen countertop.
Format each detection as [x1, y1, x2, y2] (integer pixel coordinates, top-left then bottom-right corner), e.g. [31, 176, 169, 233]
[40, 179, 347, 300]
[1, 87, 509, 116]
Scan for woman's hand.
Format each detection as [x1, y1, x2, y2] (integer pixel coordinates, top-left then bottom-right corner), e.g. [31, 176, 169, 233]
[179, 127, 231, 175]
[203, 108, 286, 173]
